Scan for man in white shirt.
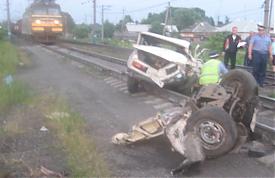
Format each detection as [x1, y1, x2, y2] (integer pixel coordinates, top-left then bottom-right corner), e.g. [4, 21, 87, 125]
[223, 26, 241, 69]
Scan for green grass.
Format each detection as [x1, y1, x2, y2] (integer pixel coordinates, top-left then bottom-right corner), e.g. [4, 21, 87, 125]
[269, 92, 275, 98]
[45, 98, 110, 177]
[0, 41, 18, 77]
[0, 81, 30, 112]
[102, 38, 133, 48]
[0, 41, 30, 112]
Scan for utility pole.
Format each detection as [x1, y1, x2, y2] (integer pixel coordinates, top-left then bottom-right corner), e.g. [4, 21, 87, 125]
[101, 5, 111, 41]
[91, 0, 96, 40]
[101, 5, 104, 41]
[264, 0, 271, 30]
[120, 8, 125, 40]
[268, 0, 273, 32]
[163, 1, 170, 35]
[121, 8, 125, 32]
[273, 0, 275, 32]
[6, 0, 11, 39]
[93, 0, 96, 26]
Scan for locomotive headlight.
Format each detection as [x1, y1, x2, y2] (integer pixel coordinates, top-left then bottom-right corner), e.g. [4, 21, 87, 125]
[54, 20, 60, 24]
[35, 19, 41, 24]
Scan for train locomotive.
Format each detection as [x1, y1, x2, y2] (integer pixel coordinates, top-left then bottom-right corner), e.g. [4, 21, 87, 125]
[21, 0, 63, 42]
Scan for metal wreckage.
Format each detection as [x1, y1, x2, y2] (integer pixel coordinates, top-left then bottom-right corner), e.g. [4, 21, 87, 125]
[112, 33, 259, 175]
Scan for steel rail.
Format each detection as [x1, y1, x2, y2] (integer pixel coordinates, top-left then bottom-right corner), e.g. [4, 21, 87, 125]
[41, 43, 275, 136]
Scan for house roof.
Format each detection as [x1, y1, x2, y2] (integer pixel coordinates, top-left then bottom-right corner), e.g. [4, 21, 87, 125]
[181, 22, 216, 32]
[126, 23, 151, 33]
[217, 19, 258, 32]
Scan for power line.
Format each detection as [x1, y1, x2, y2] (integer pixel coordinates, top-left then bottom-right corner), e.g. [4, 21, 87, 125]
[125, 2, 168, 14]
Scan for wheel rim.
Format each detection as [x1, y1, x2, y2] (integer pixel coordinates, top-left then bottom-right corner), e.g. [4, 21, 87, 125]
[197, 120, 225, 150]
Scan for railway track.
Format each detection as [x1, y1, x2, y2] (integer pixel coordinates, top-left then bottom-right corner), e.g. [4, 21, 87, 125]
[58, 39, 275, 87]
[41, 43, 275, 140]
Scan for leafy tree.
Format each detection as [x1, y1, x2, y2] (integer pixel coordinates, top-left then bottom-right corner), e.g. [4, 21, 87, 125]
[203, 32, 230, 52]
[62, 12, 75, 33]
[116, 15, 133, 32]
[72, 23, 91, 39]
[141, 7, 213, 31]
[205, 16, 215, 26]
[0, 23, 7, 40]
[225, 16, 230, 25]
[172, 7, 205, 30]
[141, 12, 165, 24]
[149, 21, 163, 34]
[104, 20, 115, 38]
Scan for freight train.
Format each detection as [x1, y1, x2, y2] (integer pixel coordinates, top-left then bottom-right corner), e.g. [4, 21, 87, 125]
[19, 0, 64, 42]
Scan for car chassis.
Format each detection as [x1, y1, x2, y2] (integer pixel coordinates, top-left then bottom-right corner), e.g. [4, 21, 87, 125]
[112, 69, 259, 174]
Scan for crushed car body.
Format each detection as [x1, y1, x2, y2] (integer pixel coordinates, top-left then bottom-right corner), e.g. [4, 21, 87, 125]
[127, 32, 202, 93]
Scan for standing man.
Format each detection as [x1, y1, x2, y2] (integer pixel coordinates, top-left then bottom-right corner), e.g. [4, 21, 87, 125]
[223, 26, 241, 69]
[244, 31, 254, 66]
[271, 36, 275, 72]
[248, 24, 272, 87]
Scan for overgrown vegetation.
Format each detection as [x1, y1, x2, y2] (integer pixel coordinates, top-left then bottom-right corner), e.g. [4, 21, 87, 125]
[203, 32, 230, 52]
[0, 41, 30, 112]
[0, 81, 30, 112]
[0, 27, 6, 40]
[102, 38, 133, 48]
[269, 92, 275, 98]
[45, 97, 110, 177]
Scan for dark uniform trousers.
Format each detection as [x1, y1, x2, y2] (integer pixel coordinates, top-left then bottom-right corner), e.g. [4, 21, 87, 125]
[224, 51, 237, 69]
[252, 50, 268, 87]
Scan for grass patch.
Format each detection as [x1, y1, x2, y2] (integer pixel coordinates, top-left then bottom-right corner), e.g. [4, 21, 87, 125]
[0, 41, 31, 113]
[0, 41, 18, 77]
[44, 97, 109, 177]
[269, 92, 275, 98]
[0, 81, 30, 113]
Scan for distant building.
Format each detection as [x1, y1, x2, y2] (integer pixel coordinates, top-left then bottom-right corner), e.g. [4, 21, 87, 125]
[114, 23, 151, 41]
[216, 19, 258, 39]
[180, 22, 216, 42]
[162, 24, 179, 36]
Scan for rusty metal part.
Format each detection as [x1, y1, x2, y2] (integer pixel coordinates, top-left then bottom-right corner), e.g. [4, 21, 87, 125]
[194, 84, 230, 108]
[112, 115, 165, 145]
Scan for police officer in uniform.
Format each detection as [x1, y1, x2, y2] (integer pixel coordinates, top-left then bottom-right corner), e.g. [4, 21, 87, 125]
[199, 51, 228, 85]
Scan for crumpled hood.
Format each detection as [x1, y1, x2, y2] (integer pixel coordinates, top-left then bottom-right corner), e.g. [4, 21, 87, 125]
[133, 45, 189, 64]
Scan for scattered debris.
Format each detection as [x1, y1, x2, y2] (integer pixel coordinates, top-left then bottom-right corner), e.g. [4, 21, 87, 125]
[248, 141, 273, 158]
[40, 126, 49, 132]
[4, 75, 14, 86]
[40, 166, 63, 178]
[45, 112, 70, 121]
[257, 152, 275, 168]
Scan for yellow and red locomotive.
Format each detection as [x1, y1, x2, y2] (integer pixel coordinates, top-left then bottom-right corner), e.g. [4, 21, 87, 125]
[22, 0, 63, 42]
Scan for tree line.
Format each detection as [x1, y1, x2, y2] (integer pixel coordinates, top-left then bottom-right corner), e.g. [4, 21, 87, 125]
[67, 7, 217, 39]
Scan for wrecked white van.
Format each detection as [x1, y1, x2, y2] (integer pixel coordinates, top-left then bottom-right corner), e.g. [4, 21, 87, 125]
[127, 32, 202, 94]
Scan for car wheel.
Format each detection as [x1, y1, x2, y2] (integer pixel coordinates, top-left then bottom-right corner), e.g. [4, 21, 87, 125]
[127, 76, 139, 93]
[186, 107, 238, 158]
[220, 69, 258, 102]
[220, 69, 258, 127]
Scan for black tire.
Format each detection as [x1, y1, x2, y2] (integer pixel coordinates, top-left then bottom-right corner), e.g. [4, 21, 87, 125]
[186, 107, 238, 158]
[220, 69, 258, 102]
[127, 76, 139, 93]
[220, 69, 258, 128]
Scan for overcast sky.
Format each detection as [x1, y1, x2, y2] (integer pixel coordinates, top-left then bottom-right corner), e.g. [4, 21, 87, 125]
[0, 0, 265, 24]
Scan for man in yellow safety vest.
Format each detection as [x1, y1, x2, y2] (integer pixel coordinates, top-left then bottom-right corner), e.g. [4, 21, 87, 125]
[199, 51, 228, 85]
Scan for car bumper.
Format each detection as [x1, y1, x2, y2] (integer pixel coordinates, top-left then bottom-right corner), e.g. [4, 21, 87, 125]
[128, 69, 185, 87]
